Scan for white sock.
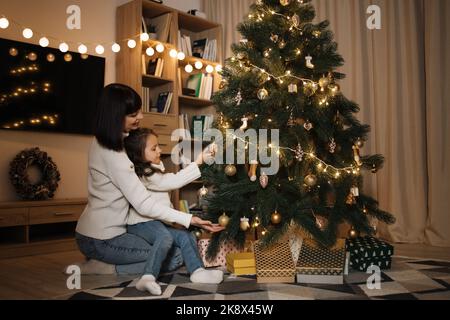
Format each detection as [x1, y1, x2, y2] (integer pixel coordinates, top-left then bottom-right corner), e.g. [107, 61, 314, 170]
[64, 259, 116, 275]
[136, 275, 162, 296]
[190, 268, 223, 284]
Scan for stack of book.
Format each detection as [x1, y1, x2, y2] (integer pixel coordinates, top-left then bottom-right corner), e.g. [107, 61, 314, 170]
[142, 13, 172, 42]
[178, 32, 192, 57]
[185, 73, 214, 100]
[143, 56, 165, 77]
[155, 91, 173, 114]
[192, 38, 217, 61]
[142, 88, 151, 113]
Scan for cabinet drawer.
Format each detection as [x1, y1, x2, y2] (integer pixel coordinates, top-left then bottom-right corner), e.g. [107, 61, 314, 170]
[29, 205, 85, 225]
[158, 134, 177, 155]
[141, 113, 179, 135]
[0, 208, 28, 227]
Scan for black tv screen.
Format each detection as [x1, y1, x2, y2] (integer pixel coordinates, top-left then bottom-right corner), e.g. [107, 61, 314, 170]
[0, 37, 105, 135]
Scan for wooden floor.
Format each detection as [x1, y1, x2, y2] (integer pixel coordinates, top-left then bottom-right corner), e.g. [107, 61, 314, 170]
[0, 243, 449, 300]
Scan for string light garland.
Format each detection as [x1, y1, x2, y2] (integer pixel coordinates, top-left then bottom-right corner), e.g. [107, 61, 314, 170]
[0, 15, 223, 73]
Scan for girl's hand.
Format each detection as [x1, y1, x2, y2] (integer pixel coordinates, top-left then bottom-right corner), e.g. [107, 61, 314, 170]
[195, 144, 217, 166]
[190, 216, 225, 233]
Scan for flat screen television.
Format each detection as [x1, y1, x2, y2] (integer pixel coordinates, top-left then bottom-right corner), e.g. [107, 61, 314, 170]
[0, 37, 105, 135]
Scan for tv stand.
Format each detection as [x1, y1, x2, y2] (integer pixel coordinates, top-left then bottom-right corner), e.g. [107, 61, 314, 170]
[0, 198, 86, 259]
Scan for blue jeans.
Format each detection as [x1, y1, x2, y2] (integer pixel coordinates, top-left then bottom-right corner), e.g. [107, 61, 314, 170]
[127, 221, 204, 277]
[75, 232, 183, 276]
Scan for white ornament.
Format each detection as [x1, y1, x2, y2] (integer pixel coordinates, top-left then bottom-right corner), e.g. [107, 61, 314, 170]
[351, 186, 360, 197]
[235, 90, 243, 105]
[305, 55, 314, 69]
[240, 117, 249, 131]
[288, 83, 298, 93]
[295, 144, 304, 161]
[329, 138, 337, 154]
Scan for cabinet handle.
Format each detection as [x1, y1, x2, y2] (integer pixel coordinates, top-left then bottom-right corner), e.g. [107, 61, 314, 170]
[53, 212, 75, 216]
[159, 144, 168, 147]
[154, 124, 168, 127]
[0, 217, 4, 220]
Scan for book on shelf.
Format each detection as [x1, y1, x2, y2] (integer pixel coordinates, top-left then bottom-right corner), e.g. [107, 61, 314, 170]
[146, 58, 164, 77]
[155, 91, 173, 114]
[143, 13, 172, 42]
[178, 31, 192, 57]
[185, 73, 214, 100]
[295, 239, 347, 285]
[192, 38, 217, 61]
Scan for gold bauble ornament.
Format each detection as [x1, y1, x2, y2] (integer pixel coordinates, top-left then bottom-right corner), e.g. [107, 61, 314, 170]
[328, 83, 340, 96]
[280, 0, 290, 6]
[278, 40, 286, 49]
[257, 88, 269, 100]
[225, 164, 237, 176]
[348, 228, 360, 239]
[194, 230, 203, 238]
[9, 48, 18, 57]
[240, 217, 250, 231]
[218, 213, 230, 227]
[271, 211, 282, 224]
[319, 76, 330, 89]
[355, 138, 365, 148]
[304, 174, 318, 187]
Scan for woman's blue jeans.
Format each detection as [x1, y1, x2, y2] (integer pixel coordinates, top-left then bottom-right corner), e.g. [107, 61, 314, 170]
[75, 231, 183, 276]
[127, 220, 204, 277]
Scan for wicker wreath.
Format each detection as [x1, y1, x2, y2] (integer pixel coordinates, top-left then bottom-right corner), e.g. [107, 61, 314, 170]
[9, 148, 61, 200]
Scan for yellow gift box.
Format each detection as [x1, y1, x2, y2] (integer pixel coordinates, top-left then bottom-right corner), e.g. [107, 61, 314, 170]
[226, 252, 256, 275]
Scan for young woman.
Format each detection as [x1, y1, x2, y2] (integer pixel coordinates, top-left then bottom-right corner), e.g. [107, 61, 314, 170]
[124, 128, 224, 295]
[74, 84, 216, 280]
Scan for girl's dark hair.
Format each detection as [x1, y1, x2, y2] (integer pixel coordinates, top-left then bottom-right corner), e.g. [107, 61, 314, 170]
[124, 128, 159, 177]
[94, 83, 142, 151]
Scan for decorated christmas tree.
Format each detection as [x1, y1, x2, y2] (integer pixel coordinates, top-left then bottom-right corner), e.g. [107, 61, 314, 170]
[201, 0, 395, 257]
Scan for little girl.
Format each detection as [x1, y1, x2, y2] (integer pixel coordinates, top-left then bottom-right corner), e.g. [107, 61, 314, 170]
[124, 128, 224, 295]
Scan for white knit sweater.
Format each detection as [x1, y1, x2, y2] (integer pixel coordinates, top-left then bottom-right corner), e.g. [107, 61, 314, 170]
[76, 139, 198, 240]
[127, 162, 201, 225]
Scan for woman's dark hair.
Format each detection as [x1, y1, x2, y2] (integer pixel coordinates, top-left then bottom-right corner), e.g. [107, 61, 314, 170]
[124, 128, 159, 177]
[94, 83, 142, 151]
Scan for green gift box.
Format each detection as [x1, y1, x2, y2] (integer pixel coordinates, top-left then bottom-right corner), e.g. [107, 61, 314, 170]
[346, 236, 394, 271]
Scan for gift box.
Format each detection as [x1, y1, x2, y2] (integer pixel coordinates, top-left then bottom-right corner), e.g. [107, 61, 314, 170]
[197, 239, 241, 268]
[346, 236, 394, 271]
[296, 239, 347, 284]
[226, 252, 256, 275]
[254, 241, 296, 283]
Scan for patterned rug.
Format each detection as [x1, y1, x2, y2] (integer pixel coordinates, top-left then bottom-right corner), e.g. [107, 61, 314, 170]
[64, 257, 450, 300]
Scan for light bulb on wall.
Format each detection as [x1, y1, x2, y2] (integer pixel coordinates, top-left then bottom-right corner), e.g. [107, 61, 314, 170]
[95, 45, 105, 55]
[112, 43, 121, 53]
[185, 64, 193, 73]
[39, 37, 49, 47]
[169, 49, 178, 58]
[22, 28, 33, 39]
[59, 42, 69, 53]
[78, 44, 87, 54]
[146, 47, 155, 56]
[127, 39, 136, 48]
[0, 17, 9, 29]
[177, 51, 185, 61]
[156, 43, 165, 53]
[195, 61, 203, 70]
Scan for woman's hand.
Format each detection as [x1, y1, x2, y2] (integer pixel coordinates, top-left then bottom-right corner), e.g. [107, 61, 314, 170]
[190, 216, 225, 233]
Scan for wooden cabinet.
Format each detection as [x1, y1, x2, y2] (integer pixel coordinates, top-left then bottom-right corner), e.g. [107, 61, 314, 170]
[116, 0, 222, 210]
[0, 199, 86, 259]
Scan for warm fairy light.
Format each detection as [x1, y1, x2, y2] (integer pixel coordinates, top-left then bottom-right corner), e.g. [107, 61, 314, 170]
[169, 49, 178, 58]
[78, 44, 87, 54]
[146, 47, 155, 56]
[335, 172, 341, 178]
[155, 43, 165, 53]
[0, 17, 9, 29]
[112, 43, 121, 53]
[177, 51, 185, 60]
[95, 45, 105, 55]
[206, 65, 214, 73]
[59, 42, 69, 53]
[195, 61, 203, 69]
[22, 28, 33, 39]
[184, 64, 193, 73]
[39, 37, 49, 47]
[127, 39, 136, 48]
[140, 33, 149, 41]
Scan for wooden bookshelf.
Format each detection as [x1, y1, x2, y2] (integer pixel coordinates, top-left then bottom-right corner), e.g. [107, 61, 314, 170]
[116, 0, 223, 210]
